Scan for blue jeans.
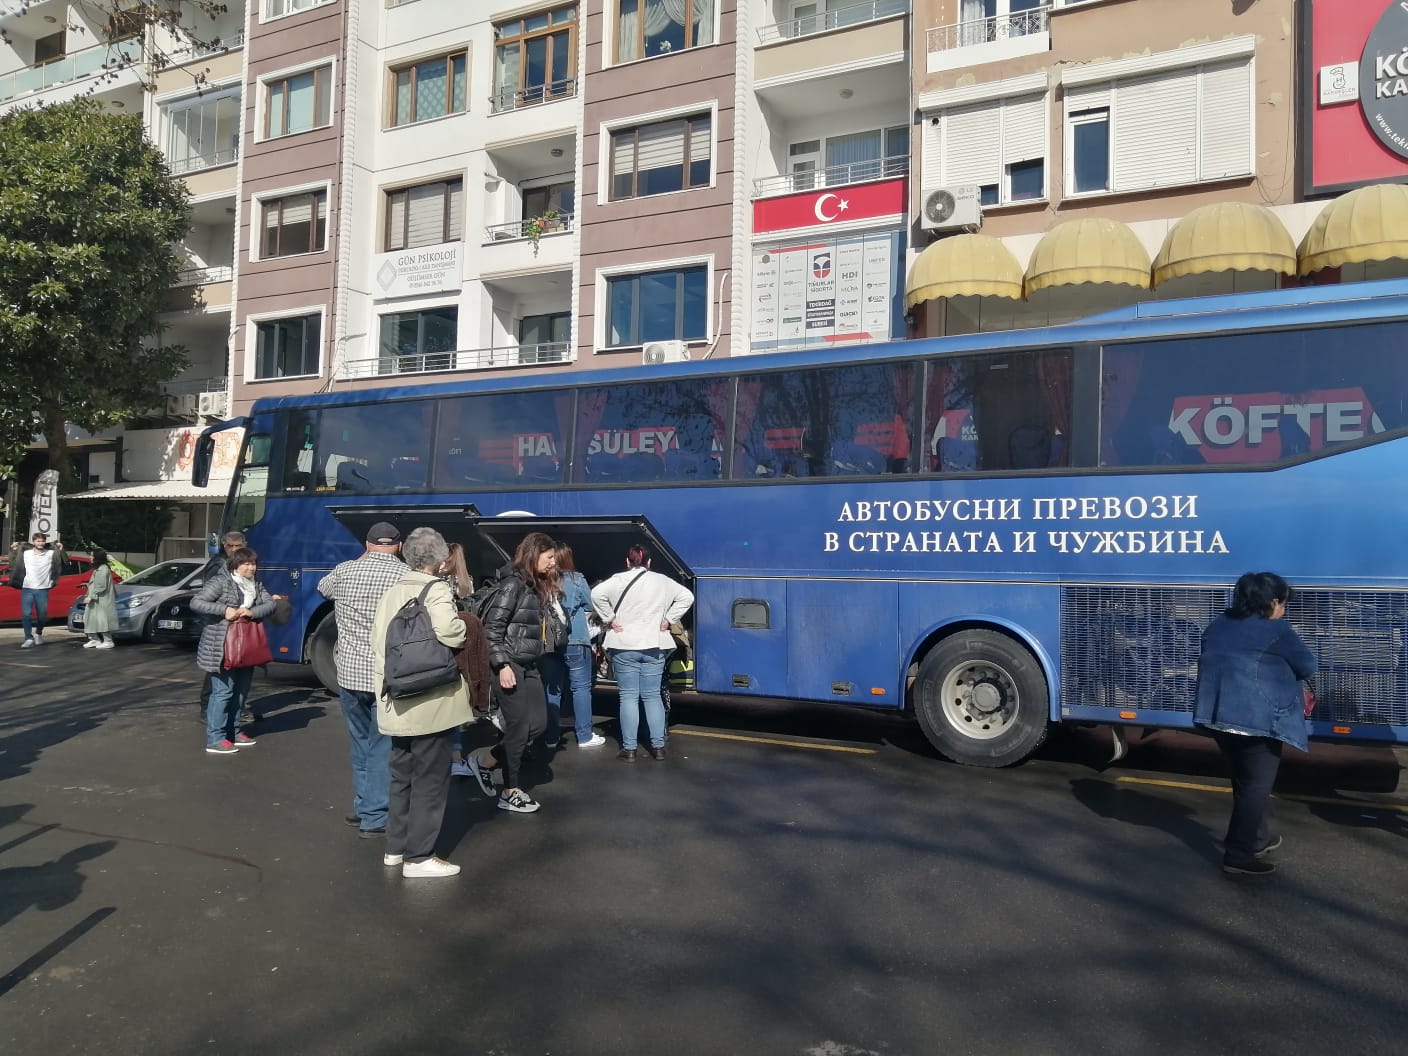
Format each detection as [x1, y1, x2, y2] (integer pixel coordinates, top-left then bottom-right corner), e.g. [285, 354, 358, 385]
[612, 648, 668, 750]
[538, 650, 566, 747]
[206, 667, 254, 746]
[340, 688, 390, 831]
[563, 643, 595, 742]
[20, 587, 49, 640]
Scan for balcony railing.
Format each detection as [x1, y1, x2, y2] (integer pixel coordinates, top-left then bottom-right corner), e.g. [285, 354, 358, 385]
[490, 77, 578, 114]
[167, 31, 245, 61]
[484, 213, 576, 242]
[927, 5, 1049, 52]
[0, 39, 142, 104]
[753, 155, 907, 198]
[163, 376, 228, 397]
[168, 148, 239, 175]
[343, 342, 573, 378]
[758, 0, 908, 45]
[173, 265, 234, 287]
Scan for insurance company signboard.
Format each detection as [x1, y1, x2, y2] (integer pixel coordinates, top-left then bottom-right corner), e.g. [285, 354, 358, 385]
[1301, 0, 1408, 192]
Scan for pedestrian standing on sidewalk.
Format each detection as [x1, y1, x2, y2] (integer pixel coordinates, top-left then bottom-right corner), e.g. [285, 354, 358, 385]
[372, 527, 471, 878]
[1194, 571, 1318, 876]
[552, 542, 604, 748]
[10, 532, 64, 648]
[317, 522, 406, 838]
[193, 547, 276, 755]
[197, 531, 247, 725]
[81, 550, 119, 650]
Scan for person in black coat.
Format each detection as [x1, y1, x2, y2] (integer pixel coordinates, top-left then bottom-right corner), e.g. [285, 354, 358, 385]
[469, 531, 557, 814]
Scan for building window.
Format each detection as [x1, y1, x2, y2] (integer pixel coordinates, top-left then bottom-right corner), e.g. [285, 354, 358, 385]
[1063, 57, 1252, 197]
[819, 126, 909, 185]
[957, 0, 1045, 45]
[389, 52, 468, 127]
[255, 314, 321, 379]
[616, 0, 715, 62]
[379, 306, 459, 374]
[34, 30, 66, 64]
[523, 181, 576, 220]
[261, 190, 328, 258]
[519, 312, 570, 348]
[1068, 108, 1109, 194]
[924, 93, 1046, 206]
[609, 114, 711, 200]
[264, 66, 332, 139]
[494, 6, 577, 112]
[166, 92, 240, 173]
[264, 0, 332, 19]
[606, 265, 708, 347]
[385, 179, 463, 252]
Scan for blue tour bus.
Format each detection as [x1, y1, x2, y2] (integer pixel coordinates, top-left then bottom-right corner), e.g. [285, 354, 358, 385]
[195, 279, 1408, 766]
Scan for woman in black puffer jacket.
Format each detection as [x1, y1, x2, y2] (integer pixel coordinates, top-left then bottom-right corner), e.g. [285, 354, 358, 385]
[470, 531, 559, 814]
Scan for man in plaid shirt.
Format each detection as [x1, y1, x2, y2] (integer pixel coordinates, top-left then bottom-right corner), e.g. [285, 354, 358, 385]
[317, 522, 406, 836]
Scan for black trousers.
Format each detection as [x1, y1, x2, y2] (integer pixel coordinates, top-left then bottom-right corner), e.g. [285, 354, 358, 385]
[489, 662, 546, 789]
[1213, 731, 1282, 863]
[388, 729, 454, 863]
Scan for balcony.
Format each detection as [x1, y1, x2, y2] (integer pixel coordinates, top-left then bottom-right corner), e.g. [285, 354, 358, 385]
[490, 77, 578, 115]
[169, 148, 239, 176]
[0, 38, 142, 104]
[484, 213, 576, 242]
[926, 5, 1050, 73]
[754, 155, 907, 198]
[162, 266, 233, 312]
[339, 342, 573, 379]
[173, 265, 235, 287]
[758, 0, 909, 45]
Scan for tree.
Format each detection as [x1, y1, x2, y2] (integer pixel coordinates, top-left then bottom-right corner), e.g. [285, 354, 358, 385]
[0, 97, 191, 481]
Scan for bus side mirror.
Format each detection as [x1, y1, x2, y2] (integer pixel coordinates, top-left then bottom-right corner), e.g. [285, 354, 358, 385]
[193, 434, 216, 488]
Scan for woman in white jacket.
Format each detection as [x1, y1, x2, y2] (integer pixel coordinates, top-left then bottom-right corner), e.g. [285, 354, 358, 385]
[591, 545, 694, 761]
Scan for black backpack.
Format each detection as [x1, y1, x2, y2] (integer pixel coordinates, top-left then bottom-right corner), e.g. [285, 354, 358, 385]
[466, 573, 511, 624]
[382, 581, 461, 700]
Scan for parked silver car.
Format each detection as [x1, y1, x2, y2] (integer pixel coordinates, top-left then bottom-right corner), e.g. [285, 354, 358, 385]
[67, 558, 209, 641]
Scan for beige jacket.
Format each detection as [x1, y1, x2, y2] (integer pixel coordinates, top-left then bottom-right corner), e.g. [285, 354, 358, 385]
[372, 570, 472, 736]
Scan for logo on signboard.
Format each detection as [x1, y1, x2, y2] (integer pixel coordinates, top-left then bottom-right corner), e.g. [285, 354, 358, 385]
[813, 193, 848, 223]
[812, 252, 831, 279]
[1360, 1, 1408, 157]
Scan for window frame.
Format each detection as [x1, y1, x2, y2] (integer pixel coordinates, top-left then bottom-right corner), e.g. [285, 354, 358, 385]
[492, 5, 578, 112]
[256, 186, 330, 260]
[163, 87, 242, 172]
[383, 176, 464, 252]
[596, 256, 713, 352]
[612, 0, 719, 66]
[387, 50, 469, 128]
[261, 0, 335, 25]
[247, 308, 326, 382]
[260, 62, 334, 141]
[924, 91, 1049, 208]
[1066, 106, 1110, 196]
[377, 304, 461, 376]
[604, 107, 715, 203]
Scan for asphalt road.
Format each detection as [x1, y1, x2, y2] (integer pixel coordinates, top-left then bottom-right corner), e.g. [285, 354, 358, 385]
[2, 624, 1406, 1055]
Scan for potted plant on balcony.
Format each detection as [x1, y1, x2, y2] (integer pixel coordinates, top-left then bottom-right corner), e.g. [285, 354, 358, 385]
[523, 208, 562, 253]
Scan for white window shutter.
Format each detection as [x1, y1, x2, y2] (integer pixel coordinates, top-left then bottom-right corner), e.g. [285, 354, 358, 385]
[1113, 69, 1197, 192]
[943, 102, 1001, 187]
[1065, 83, 1110, 115]
[387, 192, 407, 248]
[1199, 59, 1252, 180]
[921, 115, 944, 187]
[636, 120, 687, 171]
[406, 183, 446, 247]
[446, 180, 463, 240]
[1002, 94, 1046, 164]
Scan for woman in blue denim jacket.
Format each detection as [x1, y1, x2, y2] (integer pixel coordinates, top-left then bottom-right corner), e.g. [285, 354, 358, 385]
[1194, 571, 1317, 876]
[543, 543, 604, 748]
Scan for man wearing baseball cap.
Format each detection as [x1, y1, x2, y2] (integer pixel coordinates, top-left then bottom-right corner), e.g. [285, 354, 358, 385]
[317, 522, 406, 837]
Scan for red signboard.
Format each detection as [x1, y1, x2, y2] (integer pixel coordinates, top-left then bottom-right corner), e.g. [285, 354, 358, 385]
[1301, 0, 1408, 194]
[753, 177, 906, 235]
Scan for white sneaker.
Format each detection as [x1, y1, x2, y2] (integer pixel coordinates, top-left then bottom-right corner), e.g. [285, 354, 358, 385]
[402, 857, 459, 878]
[95, 641, 115, 650]
[20, 639, 34, 649]
[449, 759, 474, 778]
[383, 853, 403, 867]
[579, 732, 607, 748]
[83, 640, 99, 649]
[32, 635, 44, 645]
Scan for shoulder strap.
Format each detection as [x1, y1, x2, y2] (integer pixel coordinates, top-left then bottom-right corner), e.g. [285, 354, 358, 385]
[613, 569, 648, 612]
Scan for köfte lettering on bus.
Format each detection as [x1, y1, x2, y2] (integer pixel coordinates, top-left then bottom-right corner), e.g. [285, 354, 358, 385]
[1167, 387, 1383, 462]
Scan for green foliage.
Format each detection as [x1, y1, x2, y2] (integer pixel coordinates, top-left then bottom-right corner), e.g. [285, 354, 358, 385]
[57, 498, 178, 556]
[0, 98, 192, 479]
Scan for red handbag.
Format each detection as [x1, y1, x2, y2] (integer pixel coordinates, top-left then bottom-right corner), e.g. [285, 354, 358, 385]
[1302, 683, 1317, 718]
[223, 618, 272, 670]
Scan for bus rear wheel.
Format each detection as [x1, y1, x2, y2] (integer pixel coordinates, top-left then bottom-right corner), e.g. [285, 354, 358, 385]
[309, 616, 339, 694]
[914, 630, 1048, 767]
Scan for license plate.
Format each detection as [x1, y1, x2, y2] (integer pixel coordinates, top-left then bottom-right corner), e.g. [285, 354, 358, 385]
[157, 620, 184, 630]
[72, 615, 84, 626]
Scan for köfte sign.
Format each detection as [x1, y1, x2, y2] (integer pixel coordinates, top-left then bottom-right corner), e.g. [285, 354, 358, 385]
[1167, 388, 1383, 464]
[1360, 1, 1408, 155]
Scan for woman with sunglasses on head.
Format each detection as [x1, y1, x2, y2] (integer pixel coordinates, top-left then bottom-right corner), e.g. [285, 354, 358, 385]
[192, 547, 276, 755]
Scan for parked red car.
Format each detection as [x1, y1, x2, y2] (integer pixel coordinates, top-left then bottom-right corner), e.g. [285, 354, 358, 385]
[0, 553, 105, 624]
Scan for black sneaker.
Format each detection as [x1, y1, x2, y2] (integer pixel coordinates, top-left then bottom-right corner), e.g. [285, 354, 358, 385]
[498, 789, 540, 814]
[471, 754, 497, 798]
[1223, 858, 1276, 876]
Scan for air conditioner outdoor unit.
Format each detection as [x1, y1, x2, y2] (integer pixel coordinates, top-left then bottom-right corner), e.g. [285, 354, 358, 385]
[175, 393, 199, 416]
[920, 185, 982, 232]
[642, 340, 690, 365]
[198, 390, 229, 417]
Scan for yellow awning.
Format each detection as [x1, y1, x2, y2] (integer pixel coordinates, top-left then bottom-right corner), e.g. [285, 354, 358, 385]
[1298, 183, 1408, 275]
[1152, 202, 1296, 286]
[1024, 218, 1151, 295]
[904, 233, 1024, 309]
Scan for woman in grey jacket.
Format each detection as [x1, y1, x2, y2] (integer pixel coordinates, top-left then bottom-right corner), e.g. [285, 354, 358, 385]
[81, 550, 119, 650]
[192, 548, 276, 754]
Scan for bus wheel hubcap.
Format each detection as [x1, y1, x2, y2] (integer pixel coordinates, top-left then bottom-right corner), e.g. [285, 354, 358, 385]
[941, 662, 1018, 740]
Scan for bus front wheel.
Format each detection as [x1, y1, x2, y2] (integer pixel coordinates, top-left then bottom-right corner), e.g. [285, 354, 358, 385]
[309, 616, 339, 694]
[914, 630, 1048, 767]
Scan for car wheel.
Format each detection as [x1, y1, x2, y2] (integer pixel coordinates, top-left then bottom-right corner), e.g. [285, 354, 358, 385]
[141, 611, 157, 643]
[308, 616, 339, 694]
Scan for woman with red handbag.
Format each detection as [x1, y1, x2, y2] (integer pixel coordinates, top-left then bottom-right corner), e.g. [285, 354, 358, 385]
[193, 547, 276, 755]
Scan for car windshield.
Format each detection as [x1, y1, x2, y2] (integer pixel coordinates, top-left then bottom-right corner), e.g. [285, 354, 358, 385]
[120, 562, 199, 588]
